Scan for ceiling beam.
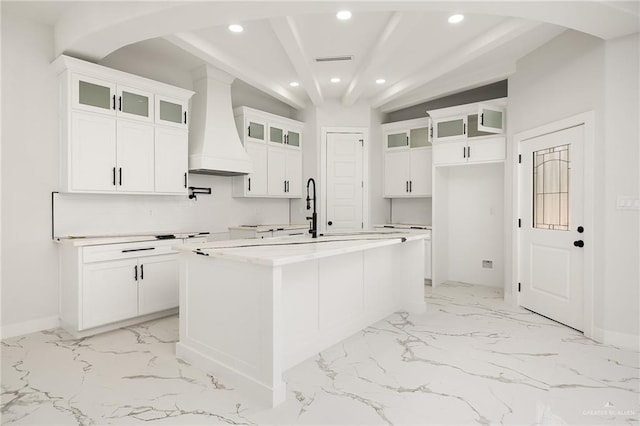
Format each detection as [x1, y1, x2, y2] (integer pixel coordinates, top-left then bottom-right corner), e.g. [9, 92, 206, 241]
[269, 16, 324, 106]
[165, 32, 307, 110]
[370, 18, 545, 109]
[341, 12, 419, 107]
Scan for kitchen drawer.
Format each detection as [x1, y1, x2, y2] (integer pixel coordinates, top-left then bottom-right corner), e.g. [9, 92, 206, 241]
[82, 239, 177, 263]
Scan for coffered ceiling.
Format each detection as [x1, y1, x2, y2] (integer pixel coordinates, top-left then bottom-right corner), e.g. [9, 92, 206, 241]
[4, 1, 639, 112]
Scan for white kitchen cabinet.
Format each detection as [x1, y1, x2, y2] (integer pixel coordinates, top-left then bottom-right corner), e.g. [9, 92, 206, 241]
[138, 254, 179, 315]
[82, 258, 139, 329]
[154, 126, 188, 194]
[53, 55, 193, 194]
[155, 95, 188, 129]
[374, 225, 432, 280]
[233, 107, 303, 198]
[59, 237, 199, 337]
[429, 99, 506, 166]
[382, 118, 433, 198]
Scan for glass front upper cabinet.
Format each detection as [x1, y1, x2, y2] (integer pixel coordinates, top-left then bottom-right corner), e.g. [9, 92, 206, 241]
[269, 125, 284, 144]
[73, 74, 116, 115]
[287, 130, 301, 147]
[246, 118, 266, 143]
[117, 86, 153, 122]
[477, 104, 505, 134]
[386, 132, 408, 149]
[155, 95, 188, 128]
[435, 116, 466, 141]
[409, 126, 431, 148]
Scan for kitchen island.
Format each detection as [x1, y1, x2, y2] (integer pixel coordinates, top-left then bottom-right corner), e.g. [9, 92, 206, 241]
[174, 232, 427, 407]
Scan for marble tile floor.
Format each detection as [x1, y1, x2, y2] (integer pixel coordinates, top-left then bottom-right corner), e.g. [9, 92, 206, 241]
[2, 282, 638, 425]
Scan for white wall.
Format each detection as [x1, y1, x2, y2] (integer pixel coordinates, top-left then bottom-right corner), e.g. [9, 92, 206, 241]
[1, 14, 60, 330]
[390, 198, 432, 225]
[446, 164, 504, 287]
[0, 14, 292, 334]
[507, 30, 639, 346]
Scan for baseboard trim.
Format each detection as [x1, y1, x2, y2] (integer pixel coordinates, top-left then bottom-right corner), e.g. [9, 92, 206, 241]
[592, 326, 640, 351]
[1, 316, 61, 339]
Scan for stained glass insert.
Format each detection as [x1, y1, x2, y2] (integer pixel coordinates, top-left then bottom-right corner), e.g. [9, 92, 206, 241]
[533, 144, 570, 230]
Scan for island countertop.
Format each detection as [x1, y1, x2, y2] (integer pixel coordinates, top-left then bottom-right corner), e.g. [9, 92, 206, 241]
[175, 231, 428, 267]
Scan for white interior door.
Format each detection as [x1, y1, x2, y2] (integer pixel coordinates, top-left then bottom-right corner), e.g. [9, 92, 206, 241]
[326, 133, 363, 232]
[519, 125, 584, 331]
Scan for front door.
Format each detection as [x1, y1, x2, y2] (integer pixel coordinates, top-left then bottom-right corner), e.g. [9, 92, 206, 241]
[519, 125, 585, 331]
[326, 133, 364, 232]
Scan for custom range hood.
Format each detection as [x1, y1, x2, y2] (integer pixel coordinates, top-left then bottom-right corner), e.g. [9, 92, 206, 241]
[188, 65, 252, 176]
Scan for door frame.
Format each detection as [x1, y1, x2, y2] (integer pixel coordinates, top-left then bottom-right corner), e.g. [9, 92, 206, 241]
[513, 111, 595, 339]
[320, 127, 369, 234]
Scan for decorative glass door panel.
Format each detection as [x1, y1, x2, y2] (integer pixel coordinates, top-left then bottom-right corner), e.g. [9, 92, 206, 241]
[467, 114, 495, 138]
[533, 144, 570, 230]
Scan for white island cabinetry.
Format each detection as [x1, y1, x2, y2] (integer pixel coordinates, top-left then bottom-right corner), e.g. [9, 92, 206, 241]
[175, 233, 427, 407]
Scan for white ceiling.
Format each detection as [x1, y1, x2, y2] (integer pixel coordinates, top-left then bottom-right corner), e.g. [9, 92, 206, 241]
[3, 1, 639, 112]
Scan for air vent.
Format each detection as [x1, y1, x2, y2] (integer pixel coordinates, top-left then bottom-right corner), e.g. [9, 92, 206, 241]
[315, 55, 353, 63]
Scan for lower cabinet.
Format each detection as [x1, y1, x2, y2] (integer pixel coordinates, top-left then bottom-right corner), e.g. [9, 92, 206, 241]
[60, 239, 187, 337]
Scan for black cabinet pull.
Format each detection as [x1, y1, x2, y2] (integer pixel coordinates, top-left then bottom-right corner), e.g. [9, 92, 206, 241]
[248, 177, 251, 191]
[406, 181, 409, 192]
[122, 247, 156, 253]
[247, 126, 250, 137]
[463, 147, 466, 158]
[480, 113, 484, 126]
[118, 96, 122, 111]
[134, 265, 138, 281]
[409, 180, 412, 192]
[112, 95, 116, 110]
[184, 172, 187, 188]
[140, 264, 144, 280]
[112, 167, 116, 186]
[328, 221, 333, 226]
[119, 168, 122, 186]
[429, 127, 433, 138]
[184, 111, 187, 124]
[467, 146, 471, 158]
[463, 123, 466, 135]
[284, 180, 287, 192]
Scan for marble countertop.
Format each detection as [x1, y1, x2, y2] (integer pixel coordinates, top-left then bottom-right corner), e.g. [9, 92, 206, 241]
[228, 224, 309, 232]
[55, 232, 210, 247]
[375, 223, 432, 230]
[176, 231, 428, 267]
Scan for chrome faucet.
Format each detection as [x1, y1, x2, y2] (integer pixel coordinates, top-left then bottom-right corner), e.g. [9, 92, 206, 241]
[306, 178, 317, 238]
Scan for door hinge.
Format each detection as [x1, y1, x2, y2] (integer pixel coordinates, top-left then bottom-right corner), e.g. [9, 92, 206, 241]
[361, 222, 364, 229]
[361, 181, 364, 188]
[518, 154, 522, 164]
[518, 282, 521, 292]
[518, 218, 522, 228]
[359, 139, 364, 146]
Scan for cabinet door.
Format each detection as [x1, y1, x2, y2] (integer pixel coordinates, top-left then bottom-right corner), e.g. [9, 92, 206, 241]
[117, 85, 153, 123]
[244, 140, 268, 196]
[268, 123, 285, 144]
[409, 126, 431, 148]
[384, 150, 410, 197]
[433, 140, 467, 166]
[138, 254, 179, 315]
[155, 126, 188, 194]
[70, 112, 117, 192]
[409, 147, 432, 196]
[246, 117, 267, 144]
[72, 74, 116, 116]
[477, 104, 505, 134]
[116, 120, 155, 192]
[386, 131, 409, 150]
[285, 148, 302, 197]
[267, 146, 287, 196]
[155, 95, 188, 129]
[467, 137, 505, 164]
[434, 116, 467, 141]
[82, 259, 139, 329]
[286, 129, 302, 148]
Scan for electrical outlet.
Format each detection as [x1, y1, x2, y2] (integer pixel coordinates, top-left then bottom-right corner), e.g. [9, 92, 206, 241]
[482, 260, 493, 269]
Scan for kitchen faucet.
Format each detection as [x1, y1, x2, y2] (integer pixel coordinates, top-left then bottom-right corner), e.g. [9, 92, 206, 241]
[306, 178, 317, 238]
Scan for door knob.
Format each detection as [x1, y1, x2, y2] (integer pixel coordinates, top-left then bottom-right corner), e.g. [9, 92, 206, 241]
[328, 221, 333, 226]
[577, 226, 584, 233]
[573, 240, 584, 248]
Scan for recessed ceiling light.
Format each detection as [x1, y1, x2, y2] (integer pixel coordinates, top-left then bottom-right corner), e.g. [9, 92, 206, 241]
[376, 78, 386, 84]
[330, 77, 341, 83]
[448, 14, 464, 24]
[228, 24, 244, 33]
[336, 10, 352, 20]
[289, 81, 300, 87]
